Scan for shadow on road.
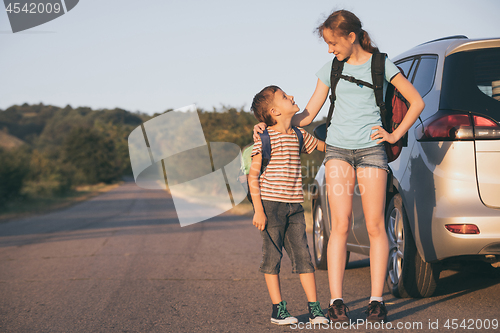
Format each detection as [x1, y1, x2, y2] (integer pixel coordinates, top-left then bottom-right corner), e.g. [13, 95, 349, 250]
[327, 256, 500, 323]
[380, 263, 499, 322]
[346, 257, 370, 269]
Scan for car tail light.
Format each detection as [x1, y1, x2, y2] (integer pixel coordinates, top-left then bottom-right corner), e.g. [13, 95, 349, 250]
[445, 224, 480, 234]
[473, 115, 500, 139]
[424, 114, 473, 140]
[417, 113, 500, 141]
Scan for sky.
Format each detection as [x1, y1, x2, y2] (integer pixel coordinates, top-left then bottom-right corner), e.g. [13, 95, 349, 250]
[1, 0, 499, 119]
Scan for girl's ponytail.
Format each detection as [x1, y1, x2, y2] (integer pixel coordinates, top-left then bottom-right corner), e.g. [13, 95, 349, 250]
[358, 29, 379, 54]
[317, 10, 379, 54]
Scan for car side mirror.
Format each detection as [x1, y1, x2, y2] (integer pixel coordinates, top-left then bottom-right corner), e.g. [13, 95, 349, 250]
[313, 123, 327, 141]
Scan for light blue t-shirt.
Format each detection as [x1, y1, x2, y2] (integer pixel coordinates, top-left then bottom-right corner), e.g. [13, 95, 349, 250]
[316, 55, 400, 149]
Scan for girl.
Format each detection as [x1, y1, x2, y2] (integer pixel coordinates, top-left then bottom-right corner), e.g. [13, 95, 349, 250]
[254, 10, 425, 323]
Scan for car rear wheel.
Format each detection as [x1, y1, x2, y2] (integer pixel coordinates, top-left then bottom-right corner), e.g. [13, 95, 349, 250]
[386, 193, 441, 298]
[313, 202, 350, 270]
[313, 203, 328, 270]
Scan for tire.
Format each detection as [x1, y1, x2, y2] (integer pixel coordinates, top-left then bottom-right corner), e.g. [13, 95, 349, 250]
[313, 202, 350, 270]
[385, 193, 441, 298]
[313, 202, 328, 270]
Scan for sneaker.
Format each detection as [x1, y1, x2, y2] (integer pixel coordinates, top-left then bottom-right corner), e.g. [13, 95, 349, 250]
[327, 299, 350, 323]
[308, 301, 329, 324]
[271, 300, 298, 325]
[365, 301, 388, 322]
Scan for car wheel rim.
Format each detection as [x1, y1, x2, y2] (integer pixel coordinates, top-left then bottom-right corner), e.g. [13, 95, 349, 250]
[387, 206, 404, 286]
[314, 205, 324, 262]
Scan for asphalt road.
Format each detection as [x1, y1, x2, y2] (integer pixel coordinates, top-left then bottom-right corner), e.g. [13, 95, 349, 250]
[1, 181, 499, 333]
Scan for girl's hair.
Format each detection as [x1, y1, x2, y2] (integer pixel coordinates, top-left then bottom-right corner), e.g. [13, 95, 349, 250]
[316, 10, 379, 54]
[251, 85, 279, 126]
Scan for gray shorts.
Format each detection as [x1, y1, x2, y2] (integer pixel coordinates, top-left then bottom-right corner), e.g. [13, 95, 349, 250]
[324, 144, 389, 172]
[259, 200, 315, 275]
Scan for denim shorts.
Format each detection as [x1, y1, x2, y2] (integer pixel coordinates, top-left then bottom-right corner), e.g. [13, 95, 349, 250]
[259, 200, 315, 275]
[324, 144, 389, 172]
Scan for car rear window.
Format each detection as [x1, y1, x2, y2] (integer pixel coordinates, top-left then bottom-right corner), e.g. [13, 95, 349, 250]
[475, 53, 500, 101]
[440, 48, 500, 122]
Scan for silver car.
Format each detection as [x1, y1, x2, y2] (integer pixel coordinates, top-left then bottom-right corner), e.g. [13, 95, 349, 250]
[312, 36, 500, 298]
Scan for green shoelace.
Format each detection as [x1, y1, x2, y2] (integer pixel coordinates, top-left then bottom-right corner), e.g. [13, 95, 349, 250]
[309, 301, 324, 317]
[277, 301, 292, 318]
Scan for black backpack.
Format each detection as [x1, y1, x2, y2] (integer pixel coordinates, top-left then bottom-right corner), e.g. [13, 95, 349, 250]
[245, 127, 304, 203]
[325, 52, 409, 162]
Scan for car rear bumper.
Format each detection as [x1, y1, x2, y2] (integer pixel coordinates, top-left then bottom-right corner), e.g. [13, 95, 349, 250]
[401, 141, 500, 262]
[431, 215, 500, 261]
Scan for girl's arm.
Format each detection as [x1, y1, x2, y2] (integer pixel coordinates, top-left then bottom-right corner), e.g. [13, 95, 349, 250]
[253, 78, 330, 139]
[372, 73, 425, 144]
[291, 78, 330, 127]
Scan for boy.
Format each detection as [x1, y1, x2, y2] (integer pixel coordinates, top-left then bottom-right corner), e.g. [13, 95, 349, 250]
[249, 85, 327, 325]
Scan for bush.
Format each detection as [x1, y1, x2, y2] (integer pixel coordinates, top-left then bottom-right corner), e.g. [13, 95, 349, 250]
[21, 149, 72, 197]
[0, 147, 31, 203]
[62, 127, 121, 185]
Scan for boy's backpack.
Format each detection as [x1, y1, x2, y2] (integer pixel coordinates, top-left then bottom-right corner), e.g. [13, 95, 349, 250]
[243, 127, 304, 203]
[325, 52, 409, 163]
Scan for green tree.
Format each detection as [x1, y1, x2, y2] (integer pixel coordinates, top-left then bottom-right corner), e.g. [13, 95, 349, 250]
[62, 127, 120, 184]
[22, 149, 72, 197]
[0, 146, 31, 204]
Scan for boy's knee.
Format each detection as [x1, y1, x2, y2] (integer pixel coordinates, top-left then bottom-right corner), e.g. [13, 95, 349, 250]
[293, 264, 315, 274]
[260, 260, 281, 275]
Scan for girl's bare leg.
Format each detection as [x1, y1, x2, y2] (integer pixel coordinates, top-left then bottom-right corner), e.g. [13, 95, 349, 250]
[325, 159, 356, 300]
[357, 167, 389, 298]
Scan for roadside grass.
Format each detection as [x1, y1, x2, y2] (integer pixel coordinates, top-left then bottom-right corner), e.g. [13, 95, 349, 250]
[0, 182, 122, 223]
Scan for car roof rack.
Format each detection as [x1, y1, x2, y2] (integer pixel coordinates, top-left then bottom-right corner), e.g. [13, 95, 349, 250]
[419, 35, 469, 46]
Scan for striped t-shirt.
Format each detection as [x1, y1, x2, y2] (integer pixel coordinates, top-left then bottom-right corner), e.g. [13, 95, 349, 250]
[251, 127, 318, 203]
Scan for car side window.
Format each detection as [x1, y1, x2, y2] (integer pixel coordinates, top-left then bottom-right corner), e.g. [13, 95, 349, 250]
[395, 58, 414, 80]
[411, 56, 438, 98]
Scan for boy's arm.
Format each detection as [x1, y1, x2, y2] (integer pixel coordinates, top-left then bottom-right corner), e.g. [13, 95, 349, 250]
[249, 153, 267, 231]
[300, 128, 325, 153]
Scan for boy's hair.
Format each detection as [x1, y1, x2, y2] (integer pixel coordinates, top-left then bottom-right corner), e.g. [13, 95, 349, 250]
[251, 85, 280, 126]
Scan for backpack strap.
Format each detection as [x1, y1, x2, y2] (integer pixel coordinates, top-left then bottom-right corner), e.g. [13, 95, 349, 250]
[326, 57, 345, 137]
[259, 129, 271, 174]
[371, 52, 389, 131]
[291, 126, 304, 153]
[339, 74, 373, 89]
[259, 127, 303, 174]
